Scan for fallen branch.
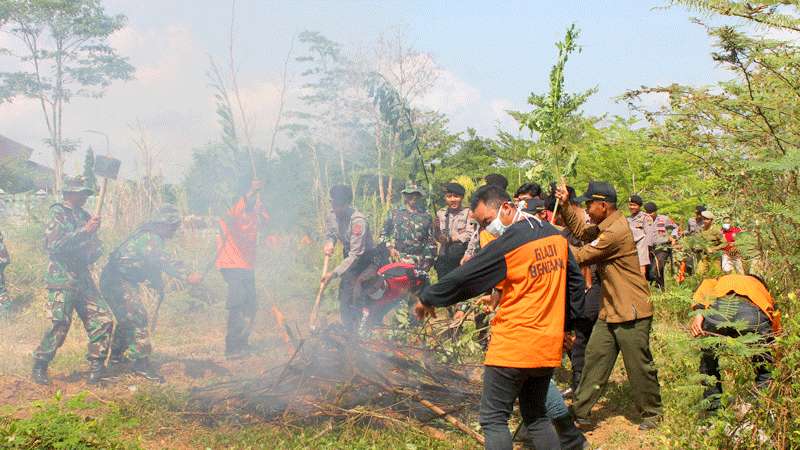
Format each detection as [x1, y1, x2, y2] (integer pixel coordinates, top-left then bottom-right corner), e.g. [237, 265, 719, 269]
[357, 373, 484, 446]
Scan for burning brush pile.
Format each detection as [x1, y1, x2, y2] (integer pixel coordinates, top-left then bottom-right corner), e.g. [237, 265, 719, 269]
[189, 324, 484, 443]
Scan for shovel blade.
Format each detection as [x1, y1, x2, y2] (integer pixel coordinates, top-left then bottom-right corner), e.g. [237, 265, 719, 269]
[94, 155, 121, 179]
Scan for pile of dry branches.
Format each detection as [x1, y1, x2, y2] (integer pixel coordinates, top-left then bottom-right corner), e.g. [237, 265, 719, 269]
[189, 324, 484, 443]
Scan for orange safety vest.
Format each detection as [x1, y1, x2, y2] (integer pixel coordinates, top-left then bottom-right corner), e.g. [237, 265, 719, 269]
[693, 274, 781, 333]
[215, 196, 269, 270]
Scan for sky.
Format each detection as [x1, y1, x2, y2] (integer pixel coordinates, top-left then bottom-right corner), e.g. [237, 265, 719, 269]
[0, 0, 729, 181]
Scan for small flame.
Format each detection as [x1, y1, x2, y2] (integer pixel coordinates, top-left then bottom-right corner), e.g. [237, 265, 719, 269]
[271, 305, 291, 347]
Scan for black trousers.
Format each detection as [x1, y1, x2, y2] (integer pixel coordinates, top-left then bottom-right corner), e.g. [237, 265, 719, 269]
[338, 256, 372, 332]
[434, 242, 467, 279]
[699, 300, 773, 411]
[570, 318, 595, 392]
[648, 247, 670, 291]
[221, 268, 257, 353]
[480, 366, 559, 450]
[569, 280, 601, 391]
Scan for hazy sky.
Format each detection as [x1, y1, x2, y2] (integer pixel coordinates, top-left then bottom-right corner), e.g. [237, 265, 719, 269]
[0, 0, 727, 181]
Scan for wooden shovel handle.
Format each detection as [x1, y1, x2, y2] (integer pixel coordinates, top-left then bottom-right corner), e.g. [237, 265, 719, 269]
[94, 178, 109, 217]
[308, 254, 331, 329]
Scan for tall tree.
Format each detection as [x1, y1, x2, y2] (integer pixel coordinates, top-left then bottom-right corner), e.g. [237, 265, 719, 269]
[507, 24, 597, 184]
[0, 0, 134, 193]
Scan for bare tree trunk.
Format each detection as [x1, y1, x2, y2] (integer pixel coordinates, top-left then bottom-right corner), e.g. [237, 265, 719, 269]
[309, 143, 326, 233]
[54, 40, 65, 194]
[375, 120, 385, 206]
[268, 34, 295, 160]
[227, 0, 256, 177]
[386, 131, 397, 206]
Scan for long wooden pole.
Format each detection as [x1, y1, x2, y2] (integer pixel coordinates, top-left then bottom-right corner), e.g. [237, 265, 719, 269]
[308, 255, 330, 330]
[93, 177, 109, 217]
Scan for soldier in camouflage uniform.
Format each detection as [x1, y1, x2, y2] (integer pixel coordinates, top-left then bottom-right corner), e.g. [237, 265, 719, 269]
[32, 178, 113, 385]
[0, 230, 10, 315]
[100, 205, 203, 381]
[380, 182, 436, 323]
[380, 183, 436, 272]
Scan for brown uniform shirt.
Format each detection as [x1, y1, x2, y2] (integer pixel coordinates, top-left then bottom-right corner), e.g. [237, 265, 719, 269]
[561, 204, 653, 323]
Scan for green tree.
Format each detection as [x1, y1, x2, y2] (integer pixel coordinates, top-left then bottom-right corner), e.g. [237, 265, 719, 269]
[507, 24, 597, 185]
[82, 147, 96, 191]
[0, 0, 135, 193]
[624, 2, 800, 447]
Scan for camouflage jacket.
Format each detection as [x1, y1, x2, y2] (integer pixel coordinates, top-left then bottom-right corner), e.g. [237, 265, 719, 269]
[0, 231, 9, 267]
[44, 203, 102, 289]
[380, 207, 436, 271]
[105, 230, 189, 290]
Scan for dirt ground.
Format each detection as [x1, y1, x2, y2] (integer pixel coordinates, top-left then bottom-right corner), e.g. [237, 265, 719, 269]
[0, 277, 658, 449]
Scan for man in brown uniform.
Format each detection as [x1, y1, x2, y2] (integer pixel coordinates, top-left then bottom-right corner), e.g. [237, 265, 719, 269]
[556, 181, 662, 430]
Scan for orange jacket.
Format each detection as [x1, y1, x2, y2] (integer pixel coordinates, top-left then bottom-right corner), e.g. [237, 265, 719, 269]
[215, 195, 269, 270]
[693, 274, 781, 333]
[422, 221, 584, 368]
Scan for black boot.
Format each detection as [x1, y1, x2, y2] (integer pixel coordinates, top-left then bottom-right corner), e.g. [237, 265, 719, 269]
[553, 414, 589, 450]
[31, 359, 50, 385]
[87, 360, 108, 385]
[132, 358, 164, 383]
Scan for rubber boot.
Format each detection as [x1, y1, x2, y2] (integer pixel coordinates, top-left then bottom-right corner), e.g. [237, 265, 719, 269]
[132, 358, 164, 383]
[87, 360, 108, 385]
[553, 414, 589, 450]
[31, 359, 50, 385]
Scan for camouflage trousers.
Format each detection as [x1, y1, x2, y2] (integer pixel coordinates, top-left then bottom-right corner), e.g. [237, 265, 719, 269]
[0, 267, 10, 313]
[33, 279, 114, 364]
[101, 276, 152, 362]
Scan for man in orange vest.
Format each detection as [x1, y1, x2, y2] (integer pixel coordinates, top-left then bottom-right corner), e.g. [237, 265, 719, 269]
[415, 184, 586, 450]
[215, 180, 269, 358]
[690, 273, 781, 412]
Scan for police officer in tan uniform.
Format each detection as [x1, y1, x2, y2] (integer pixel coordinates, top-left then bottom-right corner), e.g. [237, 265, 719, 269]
[556, 181, 663, 431]
[433, 182, 473, 278]
[322, 185, 374, 331]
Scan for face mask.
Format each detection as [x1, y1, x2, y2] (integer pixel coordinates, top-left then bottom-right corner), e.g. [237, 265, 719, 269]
[722, 223, 731, 231]
[486, 206, 524, 237]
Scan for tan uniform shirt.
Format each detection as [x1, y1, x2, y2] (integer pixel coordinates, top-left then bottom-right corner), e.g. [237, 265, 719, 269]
[628, 212, 653, 266]
[561, 204, 653, 323]
[434, 207, 473, 254]
[324, 208, 373, 276]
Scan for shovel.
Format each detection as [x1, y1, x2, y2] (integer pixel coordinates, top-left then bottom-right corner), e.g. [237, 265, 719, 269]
[308, 254, 330, 331]
[93, 154, 121, 216]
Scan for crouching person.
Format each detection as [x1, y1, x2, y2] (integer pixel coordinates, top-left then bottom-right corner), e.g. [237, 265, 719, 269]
[100, 205, 203, 381]
[414, 185, 585, 450]
[690, 273, 780, 412]
[353, 251, 429, 335]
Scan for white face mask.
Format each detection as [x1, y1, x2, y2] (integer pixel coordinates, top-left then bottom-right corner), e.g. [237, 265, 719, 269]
[486, 206, 516, 237]
[722, 223, 731, 231]
[486, 207, 536, 237]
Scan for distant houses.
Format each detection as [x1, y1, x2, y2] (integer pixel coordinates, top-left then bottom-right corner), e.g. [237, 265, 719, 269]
[0, 134, 54, 193]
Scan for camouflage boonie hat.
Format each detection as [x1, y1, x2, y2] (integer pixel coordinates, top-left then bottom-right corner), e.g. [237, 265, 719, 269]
[147, 205, 181, 227]
[62, 177, 94, 195]
[401, 182, 425, 196]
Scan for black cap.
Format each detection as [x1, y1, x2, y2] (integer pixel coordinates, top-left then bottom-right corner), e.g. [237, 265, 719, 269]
[628, 194, 643, 206]
[330, 185, 353, 207]
[444, 182, 465, 197]
[529, 198, 546, 213]
[484, 173, 508, 190]
[576, 181, 617, 204]
[695, 204, 707, 213]
[644, 202, 657, 213]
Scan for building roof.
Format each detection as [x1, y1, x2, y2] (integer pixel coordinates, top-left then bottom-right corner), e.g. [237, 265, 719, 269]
[0, 134, 35, 161]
